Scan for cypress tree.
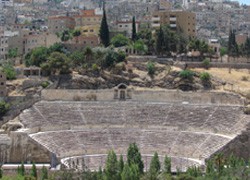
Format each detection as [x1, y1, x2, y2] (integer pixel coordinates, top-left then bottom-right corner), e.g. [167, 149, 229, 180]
[30, 163, 37, 179]
[163, 155, 171, 174]
[156, 26, 165, 56]
[127, 143, 144, 174]
[228, 29, 239, 60]
[118, 155, 124, 175]
[104, 150, 119, 180]
[149, 152, 161, 174]
[99, 4, 110, 47]
[20, 162, 25, 176]
[132, 16, 137, 41]
[0, 167, 2, 179]
[41, 165, 48, 180]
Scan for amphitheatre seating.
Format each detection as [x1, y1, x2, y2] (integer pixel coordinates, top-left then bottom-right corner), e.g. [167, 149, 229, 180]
[21, 100, 249, 171]
[62, 154, 201, 172]
[20, 101, 248, 135]
[30, 129, 232, 160]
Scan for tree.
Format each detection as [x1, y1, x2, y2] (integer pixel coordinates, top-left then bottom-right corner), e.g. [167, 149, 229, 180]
[137, 29, 155, 54]
[30, 163, 37, 179]
[0, 101, 9, 118]
[228, 29, 239, 61]
[149, 152, 161, 180]
[220, 47, 227, 62]
[121, 163, 139, 180]
[41, 166, 48, 180]
[150, 153, 161, 173]
[111, 34, 129, 47]
[156, 26, 165, 56]
[72, 29, 81, 43]
[8, 48, 18, 58]
[42, 52, 71, 75]
[99, 6, 110, 47]
[147, 61, 155, 76]
[60, 29, 72, 42]
[127, 143, 144, 174]
[243, 37, 250, 61]
[48, 43, 65, 54]
[133, 40, 148, 55]
[18, 162, 25, 176]
[104, 150, 119, 180]
[132, 16, 137, 41]
[84, 47, 94, 63]
[0, 166, 2, 179]
[119, 155, 124, 175]
[163, 155, 171, 174]
[2, 62, 16, 80]
[70, 51, 85, 68]
[25, 47, 49, 67]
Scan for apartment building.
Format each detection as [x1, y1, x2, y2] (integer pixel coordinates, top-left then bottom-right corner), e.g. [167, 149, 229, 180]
[116, 20, 140, 38]
[48, 16, 76, 34]
[152, 10, 196, 38]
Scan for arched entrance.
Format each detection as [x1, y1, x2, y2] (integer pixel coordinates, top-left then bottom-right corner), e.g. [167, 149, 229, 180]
[113, 83, 132, 101]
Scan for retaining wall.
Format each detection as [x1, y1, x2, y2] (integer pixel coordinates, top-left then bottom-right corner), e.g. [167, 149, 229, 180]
[41, 89, 245, 106]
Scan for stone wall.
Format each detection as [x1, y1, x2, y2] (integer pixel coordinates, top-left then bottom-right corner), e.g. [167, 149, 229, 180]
[41, 89, 114, 101]
[217, 124, 250, 160]
[175, 62, 250, 69]
[41, 89, 245, 106]
[5, 132, 51, 163]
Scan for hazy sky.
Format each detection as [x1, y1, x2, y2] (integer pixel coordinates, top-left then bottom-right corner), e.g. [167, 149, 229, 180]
[238, 0, 250, 5]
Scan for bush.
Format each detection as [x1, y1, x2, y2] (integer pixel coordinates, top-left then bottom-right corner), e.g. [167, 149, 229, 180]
[202, 59, 210, 69]
[0, 101, 10, 117]
[111, 34, 129, 47]
[147, 61, 155, 76]
[179, 70, 194, 80]
[200, 72, 211, 82]
[92, 63, 99, 72]
[41, 81, 49, 88]
[2, 63, 16, 80]
[241, 76, 248, 81]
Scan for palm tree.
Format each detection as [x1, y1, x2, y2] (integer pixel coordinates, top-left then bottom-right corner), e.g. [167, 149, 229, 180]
[84, 47, 94, 64]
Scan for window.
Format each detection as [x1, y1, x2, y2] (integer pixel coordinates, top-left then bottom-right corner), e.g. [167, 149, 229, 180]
[119, 25, 122, 27]
[0, 82, 4, 85]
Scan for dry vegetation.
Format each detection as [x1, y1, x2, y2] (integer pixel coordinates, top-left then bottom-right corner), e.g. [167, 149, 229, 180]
[193, 68, 250, 97]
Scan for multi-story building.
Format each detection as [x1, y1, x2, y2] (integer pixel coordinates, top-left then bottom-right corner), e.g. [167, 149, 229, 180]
[0, 71, 7, 97]
[48, 16, 76, 34]
[116, 20, 140, 38]
[152, 10, 196, 38]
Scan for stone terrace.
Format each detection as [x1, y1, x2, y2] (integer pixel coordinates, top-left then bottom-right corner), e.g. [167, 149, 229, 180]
[19, 101, 248, 135]
[20, 100, 249, 171]
[30, 129, 231, 160]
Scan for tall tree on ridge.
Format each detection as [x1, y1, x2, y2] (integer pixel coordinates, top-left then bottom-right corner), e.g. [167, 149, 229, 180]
[132, 16, 137, 41]
[99, 2, 110, 47]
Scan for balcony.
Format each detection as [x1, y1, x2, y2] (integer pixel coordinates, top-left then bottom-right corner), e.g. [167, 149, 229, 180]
[170, 17, 177, 21]
[152, 23, 160, 28]
[152, 17, 160, 21]
[170, 24, 177, 28]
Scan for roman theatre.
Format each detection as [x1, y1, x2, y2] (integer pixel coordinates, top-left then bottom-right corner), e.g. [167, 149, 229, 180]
[0, 84, 249, 172]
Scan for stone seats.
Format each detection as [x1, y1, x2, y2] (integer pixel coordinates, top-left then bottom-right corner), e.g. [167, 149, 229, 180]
[62, 154, 201, 172]
[19, 101, 248, 135]
[30, 128, 232, 160]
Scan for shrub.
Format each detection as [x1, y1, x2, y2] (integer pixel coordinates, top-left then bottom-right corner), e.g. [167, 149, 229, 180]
[2, 63, 16, 80]
[41, 81, 49, 88]
[0, 100, 10, 117]
[202, 58, 210, 69]
[241, 76, 248, 81]
[200, 72, 211, 82]
[92, 63, 99, 72]
[179, 70, 194, 80]
[147, 61, 155, 76]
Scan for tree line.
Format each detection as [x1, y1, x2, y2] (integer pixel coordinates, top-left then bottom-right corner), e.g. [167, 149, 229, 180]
[1, 143, 249, 180]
